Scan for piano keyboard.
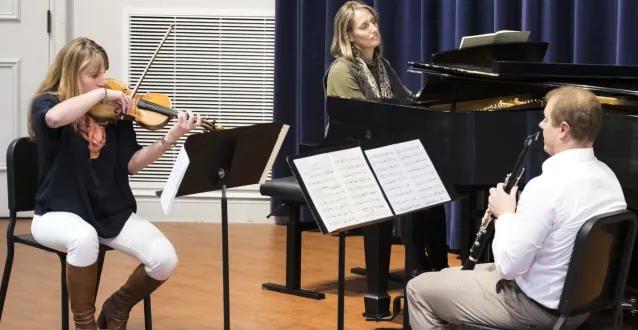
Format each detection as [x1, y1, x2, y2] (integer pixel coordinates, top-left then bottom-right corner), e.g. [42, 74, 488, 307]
[429, 95, 638, 112]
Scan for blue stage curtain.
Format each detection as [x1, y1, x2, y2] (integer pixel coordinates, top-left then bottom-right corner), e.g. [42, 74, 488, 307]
[272, 0, 638, 248]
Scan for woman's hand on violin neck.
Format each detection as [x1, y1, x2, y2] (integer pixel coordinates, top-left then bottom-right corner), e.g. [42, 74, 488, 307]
[166, 110, 202, 142]
[102, 88, 131, 115]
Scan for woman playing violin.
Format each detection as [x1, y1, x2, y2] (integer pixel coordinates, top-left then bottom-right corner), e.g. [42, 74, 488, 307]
[28, 37, 199, 329]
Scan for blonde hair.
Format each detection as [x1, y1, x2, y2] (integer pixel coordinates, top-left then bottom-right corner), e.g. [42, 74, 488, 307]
[545, 86, 603, 143]
[28, 37, 108, 139]
[330, 0, 383, 61]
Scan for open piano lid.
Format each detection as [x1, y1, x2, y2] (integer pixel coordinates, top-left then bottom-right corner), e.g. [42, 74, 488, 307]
[407, 41, 638, 102]
[409, 41, 638, 80]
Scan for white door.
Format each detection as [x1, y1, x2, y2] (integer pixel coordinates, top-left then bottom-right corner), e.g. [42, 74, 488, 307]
[0, 0, 51, 217]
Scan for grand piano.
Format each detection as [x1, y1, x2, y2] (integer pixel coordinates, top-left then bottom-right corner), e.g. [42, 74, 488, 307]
[303, 41, 638, 321]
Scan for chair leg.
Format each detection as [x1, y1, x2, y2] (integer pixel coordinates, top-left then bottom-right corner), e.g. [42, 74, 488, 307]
[0, 240, 15, 322]
[144, 295, 152, 330]
[94, 249, 106, 303]
[59, 254, 69, 330]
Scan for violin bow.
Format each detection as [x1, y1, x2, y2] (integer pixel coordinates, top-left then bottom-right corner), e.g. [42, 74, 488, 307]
[130, 23, 175, 98]
[129, 23, 222, 132]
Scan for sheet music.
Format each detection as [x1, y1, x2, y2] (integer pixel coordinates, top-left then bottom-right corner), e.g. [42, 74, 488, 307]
[161, 145, 190, 215]
[260, 124, 290, 184]
[396, 140, 451, 206]
[365, 146, 426, 214]
[365, 140, 450, 214]
[330, 148, 393, 221]
[293, 147, 392, 233]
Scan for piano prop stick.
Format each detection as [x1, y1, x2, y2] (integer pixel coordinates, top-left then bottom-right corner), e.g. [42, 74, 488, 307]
[157, 122, 289, 330]
[287, 139, 455, 330]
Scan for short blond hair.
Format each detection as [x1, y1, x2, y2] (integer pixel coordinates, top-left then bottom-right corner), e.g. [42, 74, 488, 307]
[545, 86, 603, 143]
[330, 1, 383, 61]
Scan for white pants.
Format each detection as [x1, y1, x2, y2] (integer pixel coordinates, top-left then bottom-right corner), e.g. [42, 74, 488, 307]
[31, 212, 178, 281]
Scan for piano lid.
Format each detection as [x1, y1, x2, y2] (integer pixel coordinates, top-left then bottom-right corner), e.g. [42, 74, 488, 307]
[428, 41, 548, 67]
[407, 41, 638, 103]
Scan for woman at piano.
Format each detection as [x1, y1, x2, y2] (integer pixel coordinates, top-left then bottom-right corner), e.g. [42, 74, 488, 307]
[325, 0, 450, 275]
[325, 0, 411, 99]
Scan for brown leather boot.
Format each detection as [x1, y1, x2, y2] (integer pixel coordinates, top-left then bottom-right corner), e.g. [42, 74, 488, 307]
[66, 261, 98, 330]
[97, 264, 165, 330]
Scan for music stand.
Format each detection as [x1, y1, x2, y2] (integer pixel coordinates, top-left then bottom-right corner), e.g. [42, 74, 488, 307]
[157, 122, 289, 330]
[287, 138, 456, 330]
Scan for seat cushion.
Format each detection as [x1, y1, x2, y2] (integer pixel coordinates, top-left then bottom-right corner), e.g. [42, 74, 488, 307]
[15, 234, 61, 254]
[259, 176, 306, 203]
[14, 234, 113, 253]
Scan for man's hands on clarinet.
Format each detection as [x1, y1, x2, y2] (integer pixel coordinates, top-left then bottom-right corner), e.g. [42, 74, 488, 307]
[482, 183, 518, 224]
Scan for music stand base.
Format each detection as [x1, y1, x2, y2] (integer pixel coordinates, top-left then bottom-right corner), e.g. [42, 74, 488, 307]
[350, 267, 404, 282]
[262, 283, 325, 300]
[363, 311, 393, 321]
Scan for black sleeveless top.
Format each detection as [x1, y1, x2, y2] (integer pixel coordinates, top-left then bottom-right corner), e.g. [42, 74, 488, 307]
[31, 94, 143, 238]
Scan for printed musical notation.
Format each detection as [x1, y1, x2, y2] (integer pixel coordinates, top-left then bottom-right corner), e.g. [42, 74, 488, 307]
[293, 147, 393, 233]
[365, 140, 450, 214]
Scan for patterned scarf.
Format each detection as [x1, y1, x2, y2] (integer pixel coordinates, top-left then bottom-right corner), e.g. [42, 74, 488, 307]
[77, 115, 106, 159]
[353, 55, 394, 99]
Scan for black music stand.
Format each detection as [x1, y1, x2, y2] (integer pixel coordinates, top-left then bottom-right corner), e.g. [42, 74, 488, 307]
[157, 122, 289, 330]
[287, 139, 456, 330]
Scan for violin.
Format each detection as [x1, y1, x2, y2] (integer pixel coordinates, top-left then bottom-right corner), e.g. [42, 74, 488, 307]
[89, 78, 223, 132]
[89, 23, 223, 133]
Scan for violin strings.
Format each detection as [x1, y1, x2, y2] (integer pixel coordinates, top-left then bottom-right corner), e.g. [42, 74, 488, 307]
[137, 98, 217, 130]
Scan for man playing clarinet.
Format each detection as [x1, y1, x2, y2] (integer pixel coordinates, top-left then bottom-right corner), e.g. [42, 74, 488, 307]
[406, 86, 627, 330]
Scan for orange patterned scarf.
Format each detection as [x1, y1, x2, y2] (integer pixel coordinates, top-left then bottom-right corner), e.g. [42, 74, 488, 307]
[77, 115, 106, 159]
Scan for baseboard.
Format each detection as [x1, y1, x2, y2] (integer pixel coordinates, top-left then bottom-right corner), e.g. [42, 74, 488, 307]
[0, 184, 274, 224]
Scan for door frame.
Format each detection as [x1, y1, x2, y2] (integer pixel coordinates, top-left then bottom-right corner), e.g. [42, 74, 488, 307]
[49, 0, 72, 63]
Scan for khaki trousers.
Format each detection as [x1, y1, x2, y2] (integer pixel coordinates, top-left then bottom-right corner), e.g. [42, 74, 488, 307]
[406, 263, 589, 329]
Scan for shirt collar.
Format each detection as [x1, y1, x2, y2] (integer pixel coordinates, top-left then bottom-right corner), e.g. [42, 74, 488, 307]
[542, 147, 596, 173]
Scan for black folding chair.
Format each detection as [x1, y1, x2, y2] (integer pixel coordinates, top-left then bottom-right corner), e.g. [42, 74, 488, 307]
[461, 209, 638, 330]
[0, 137, 153, 329]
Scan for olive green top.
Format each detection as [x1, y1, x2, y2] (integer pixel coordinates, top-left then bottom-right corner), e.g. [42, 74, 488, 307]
[325, 56, 412, 99]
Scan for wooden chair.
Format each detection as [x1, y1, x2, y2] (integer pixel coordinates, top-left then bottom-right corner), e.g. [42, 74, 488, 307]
[0, 137, 153, 329]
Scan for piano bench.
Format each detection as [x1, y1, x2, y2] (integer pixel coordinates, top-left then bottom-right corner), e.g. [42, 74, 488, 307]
[259, 176, 305, 204]
[259, 176, 324, 300]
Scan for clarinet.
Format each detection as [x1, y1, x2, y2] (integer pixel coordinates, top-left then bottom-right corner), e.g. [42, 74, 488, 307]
[461, 131, 540, 271]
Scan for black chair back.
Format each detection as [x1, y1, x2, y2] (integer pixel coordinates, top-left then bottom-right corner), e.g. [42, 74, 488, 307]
[558, 209, 637, 318]
[6, 137, 38, 213]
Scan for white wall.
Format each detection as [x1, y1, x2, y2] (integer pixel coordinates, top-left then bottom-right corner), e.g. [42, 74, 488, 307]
[73, 0, 275, 86]
[70, 0, 276, 223]
[0, 0, 51, 218]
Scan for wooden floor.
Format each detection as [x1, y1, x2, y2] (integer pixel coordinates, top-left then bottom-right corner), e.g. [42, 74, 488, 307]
[0, 220, 461, 330]
[2, 220, 638, 330]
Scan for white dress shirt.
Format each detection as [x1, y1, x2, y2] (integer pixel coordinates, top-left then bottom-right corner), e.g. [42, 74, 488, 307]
[491, 147, 626, 309]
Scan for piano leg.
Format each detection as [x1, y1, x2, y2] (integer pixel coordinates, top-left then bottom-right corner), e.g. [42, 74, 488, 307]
[361, 220, 394, 320]
[415, 205, 449, 271]
[358, 207, 449, 321]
